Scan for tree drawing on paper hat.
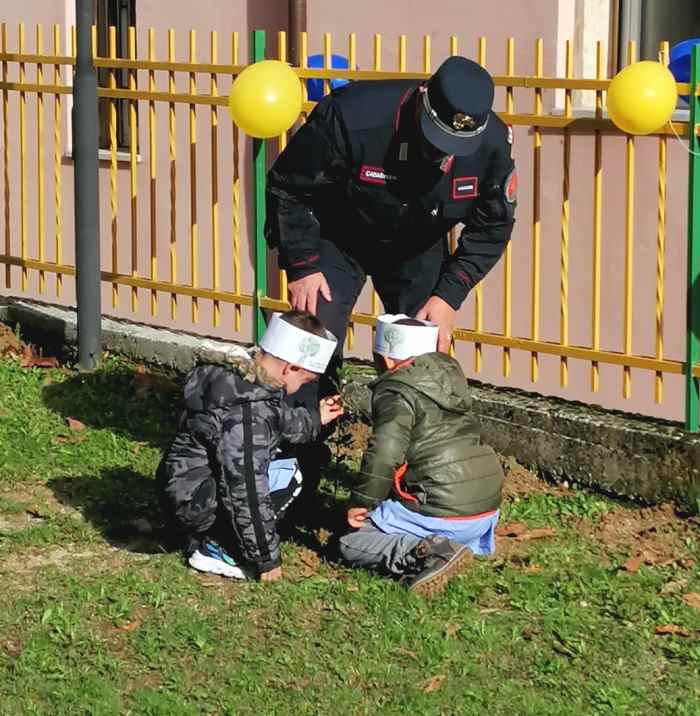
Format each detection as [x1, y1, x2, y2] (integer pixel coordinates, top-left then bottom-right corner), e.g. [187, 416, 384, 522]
[298, 335, 321, 361]
[381, 325, 403, 353]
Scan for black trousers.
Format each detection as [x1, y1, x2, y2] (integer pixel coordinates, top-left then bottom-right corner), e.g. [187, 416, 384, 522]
[284, 237, 447, 500]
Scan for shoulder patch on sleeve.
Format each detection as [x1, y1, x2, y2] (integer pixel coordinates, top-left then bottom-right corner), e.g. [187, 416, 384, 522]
[504, 168, 518, 204]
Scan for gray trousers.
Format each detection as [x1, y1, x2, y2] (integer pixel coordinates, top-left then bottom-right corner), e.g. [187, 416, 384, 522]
[339, 523, 423, 577]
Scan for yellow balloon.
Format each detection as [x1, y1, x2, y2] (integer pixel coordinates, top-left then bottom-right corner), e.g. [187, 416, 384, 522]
[607, 61, 677, 135]
[228, 60, 302, 138]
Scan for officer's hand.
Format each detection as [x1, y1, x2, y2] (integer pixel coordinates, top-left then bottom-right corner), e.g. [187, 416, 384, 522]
[288, 272, 332, 316]
[416, 296, 456, 353]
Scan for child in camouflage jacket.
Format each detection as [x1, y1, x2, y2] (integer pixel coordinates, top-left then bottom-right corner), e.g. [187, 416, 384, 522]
[158, 310, 343, 582]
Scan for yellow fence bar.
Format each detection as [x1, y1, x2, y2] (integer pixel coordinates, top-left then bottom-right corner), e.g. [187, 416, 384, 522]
[473, 37, 486, 372]
[231, 31, 241, 331]
[211, 30, 220, 327]
[36, 25, 45, 294]
[53, 23, 62, 297]
[108, 26, 118, 307]
[345, 32, 356, 350]
[39, 48, 690, 96]
[2, 23, 9, 290]
[623, 41, 637, 398]
[148, 28, 157, 316]
[559, 40, 573, 387]
[530, 38, 543, 382]
[370, 34, 382, 326]
[423, 34, 431, 73]
[323, 32, 331, 97]
[503, 37, 515, 377]
[398, 35, 406, 72]
[276, 31, 289, 320]
[19, 24, 28, 291]
[128, 26, 138, 312]
[591, 41, 604, 392]
[168, 29, 177, 319]
[189, 30, 198, 323]
[655, 41, 669, 403]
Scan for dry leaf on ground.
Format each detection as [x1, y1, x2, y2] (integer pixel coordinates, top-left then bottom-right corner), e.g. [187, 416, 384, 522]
[114, 620, 140, 633]
[55, 434, 87, 445]
[395, 647, 418, 661]
[66, 417, 86, 432]
[682, 593, 700, 611]
[655, 624, 691, 637]
[515, 527, 556, 542]
[316, 528, 332, 546]
[621, 554, 646, 573]
[17, 342, 59, 369]
[445, 623, 460, 638]
[422, 675, 446, 693]
[620, 550, 690, 573]
[495, 522, 528, 538]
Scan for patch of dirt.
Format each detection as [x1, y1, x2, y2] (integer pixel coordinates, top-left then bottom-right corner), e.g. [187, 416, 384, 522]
[0, 483, 86, 522]
[330, 420, 369, 462]
[0, 322, 25, 356]
[575, 503, 699, 565]
[2, 547, 104, 573]
[501, 456, 570, 500]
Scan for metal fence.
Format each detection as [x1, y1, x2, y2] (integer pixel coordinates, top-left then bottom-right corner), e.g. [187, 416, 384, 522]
[1, 24, 699, 427]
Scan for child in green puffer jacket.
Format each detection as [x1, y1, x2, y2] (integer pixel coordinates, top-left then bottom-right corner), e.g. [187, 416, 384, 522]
[340, 315, 503, 595]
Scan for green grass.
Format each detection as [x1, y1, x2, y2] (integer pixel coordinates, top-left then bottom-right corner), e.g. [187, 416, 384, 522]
[0, 356, 699, 715]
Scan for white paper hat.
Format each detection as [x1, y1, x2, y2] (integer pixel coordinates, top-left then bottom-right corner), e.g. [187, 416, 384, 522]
[374, 314, 439, 360]
[259, 313, 337, 373]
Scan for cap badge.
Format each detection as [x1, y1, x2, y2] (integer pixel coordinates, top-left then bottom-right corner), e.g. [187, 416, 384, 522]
[452, 112, 476, 131]
[298, 335, 321, 360]
[381, 325, 403, 352]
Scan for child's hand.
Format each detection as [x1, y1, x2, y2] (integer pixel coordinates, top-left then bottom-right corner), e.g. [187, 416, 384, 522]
[319, 395, 344, 425]
[260, 566, 283, 582]
[347, 507, 369, 529]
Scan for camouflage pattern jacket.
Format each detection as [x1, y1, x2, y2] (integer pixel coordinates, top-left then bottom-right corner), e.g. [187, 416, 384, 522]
[160, 356, 320, 572]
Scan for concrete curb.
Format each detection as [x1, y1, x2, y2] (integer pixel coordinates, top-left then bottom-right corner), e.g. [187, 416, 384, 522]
[0, 298, 250, 371]
[470, 382, 700, 508]
[1, 297, 698, 508]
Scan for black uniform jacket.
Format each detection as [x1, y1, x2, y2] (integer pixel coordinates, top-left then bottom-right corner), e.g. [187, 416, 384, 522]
[266, 80, 517, 309]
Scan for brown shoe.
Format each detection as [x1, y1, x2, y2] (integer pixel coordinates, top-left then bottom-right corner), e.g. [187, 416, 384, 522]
[407, 536, 474, 596]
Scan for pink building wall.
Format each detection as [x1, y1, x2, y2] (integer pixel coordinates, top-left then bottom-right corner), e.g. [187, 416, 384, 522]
[0, 0, 691, 422]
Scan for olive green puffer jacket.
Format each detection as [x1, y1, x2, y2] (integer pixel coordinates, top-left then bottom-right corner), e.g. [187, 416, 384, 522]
[350, 352, 503, 517]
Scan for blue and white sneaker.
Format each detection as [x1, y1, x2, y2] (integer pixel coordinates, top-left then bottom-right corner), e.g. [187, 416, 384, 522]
[188, 541, 245, 579]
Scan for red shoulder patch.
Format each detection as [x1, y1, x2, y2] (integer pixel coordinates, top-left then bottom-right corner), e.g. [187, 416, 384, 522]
[504, 169, 518, 204]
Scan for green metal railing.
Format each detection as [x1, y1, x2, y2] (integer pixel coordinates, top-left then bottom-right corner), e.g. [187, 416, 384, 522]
[686, 44, 700, 431]
[252, 30, 268, 342]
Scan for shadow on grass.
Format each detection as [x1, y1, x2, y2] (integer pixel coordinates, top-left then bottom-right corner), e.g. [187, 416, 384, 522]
[41, 363, 180, 450]
[41, 363, 358, 560]
[47, 467, 175, 555]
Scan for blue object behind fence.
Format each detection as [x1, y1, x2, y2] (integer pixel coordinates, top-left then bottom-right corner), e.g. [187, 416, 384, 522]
[669, 38, 700, 103]
[306, 54, 350, 101]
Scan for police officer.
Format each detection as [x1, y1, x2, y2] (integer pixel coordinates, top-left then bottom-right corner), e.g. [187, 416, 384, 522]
[266, 55, 517, 510]
[267, 54, 516, 354]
